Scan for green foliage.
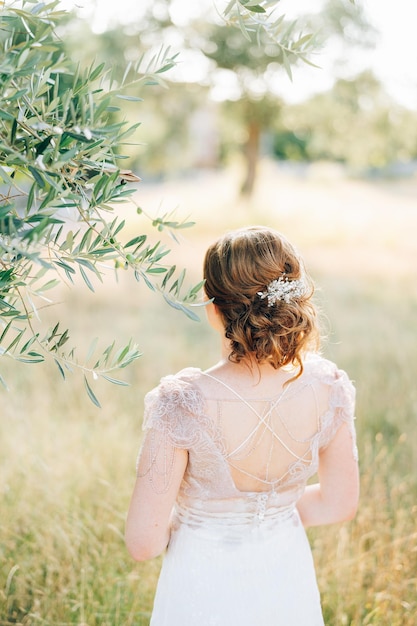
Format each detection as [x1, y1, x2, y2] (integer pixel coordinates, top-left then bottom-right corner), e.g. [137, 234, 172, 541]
[198, 7, 316, 195]
[319, 0, 377, 46]
[272, 129, 309, 161]
[222, 0, 318, 79]
[0, 1, 200, 401]
[278, 71, 417, 169]
[197, 0, 372, 194]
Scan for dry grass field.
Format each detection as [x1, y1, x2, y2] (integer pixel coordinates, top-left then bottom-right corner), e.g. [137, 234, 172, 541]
[1, 160, 416, 625]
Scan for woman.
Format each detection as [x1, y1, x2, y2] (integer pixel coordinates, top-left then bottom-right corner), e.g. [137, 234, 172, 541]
[125, 226, 359, 625]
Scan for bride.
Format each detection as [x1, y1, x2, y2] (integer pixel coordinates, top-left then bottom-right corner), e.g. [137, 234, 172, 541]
[125, 226, 359, 625]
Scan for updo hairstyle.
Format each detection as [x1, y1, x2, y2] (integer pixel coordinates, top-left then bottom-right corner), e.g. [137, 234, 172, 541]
[203, 226, 320, 375]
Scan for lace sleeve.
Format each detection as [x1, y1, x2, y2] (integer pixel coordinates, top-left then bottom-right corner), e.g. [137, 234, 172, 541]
[136, 370, 203, 493]
[319, 366, 358, 461]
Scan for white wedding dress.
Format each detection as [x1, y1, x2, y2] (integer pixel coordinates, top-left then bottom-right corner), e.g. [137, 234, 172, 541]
[137, 354, 357, 626]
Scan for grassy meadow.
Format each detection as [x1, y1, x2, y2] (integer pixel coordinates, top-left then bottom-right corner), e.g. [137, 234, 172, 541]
[1, 161, 416, 625]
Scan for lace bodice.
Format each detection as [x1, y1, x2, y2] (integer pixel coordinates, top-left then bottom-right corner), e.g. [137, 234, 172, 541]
[137, 354, 357, 523]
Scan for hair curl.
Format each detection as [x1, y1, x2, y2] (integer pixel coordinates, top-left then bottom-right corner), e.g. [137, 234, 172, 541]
[203, 226, 320, 377]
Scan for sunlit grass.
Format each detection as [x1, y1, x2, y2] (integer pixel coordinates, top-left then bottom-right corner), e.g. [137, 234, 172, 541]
[1, 163, 416, 624]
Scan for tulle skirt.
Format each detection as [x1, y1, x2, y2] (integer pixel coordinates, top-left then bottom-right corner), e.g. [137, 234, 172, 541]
[149, 507, 324, 626]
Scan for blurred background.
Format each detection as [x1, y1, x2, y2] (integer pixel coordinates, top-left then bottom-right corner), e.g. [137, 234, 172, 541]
[1, 1, 416, 624]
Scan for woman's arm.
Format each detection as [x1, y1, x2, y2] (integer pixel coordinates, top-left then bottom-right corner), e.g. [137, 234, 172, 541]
[297, 422, 359, 528]
[125, 430, 188, 562]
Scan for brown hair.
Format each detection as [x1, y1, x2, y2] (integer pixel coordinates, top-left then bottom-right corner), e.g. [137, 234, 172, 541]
[203, 226, 320, 376]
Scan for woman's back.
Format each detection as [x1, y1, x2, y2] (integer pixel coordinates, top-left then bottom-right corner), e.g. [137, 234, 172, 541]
[141, 354, 356, 507]
[201, 363, 329, 494]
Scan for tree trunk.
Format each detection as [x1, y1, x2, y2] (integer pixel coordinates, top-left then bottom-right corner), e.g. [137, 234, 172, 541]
[240, 120, 260, 197]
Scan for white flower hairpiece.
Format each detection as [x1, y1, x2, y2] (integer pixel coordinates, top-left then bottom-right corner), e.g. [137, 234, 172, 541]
[257, 275, 306, 306]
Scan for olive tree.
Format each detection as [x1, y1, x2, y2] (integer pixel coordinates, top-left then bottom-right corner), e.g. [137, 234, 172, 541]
[0, 1, 204, 403]
[0, 0, 323, 401]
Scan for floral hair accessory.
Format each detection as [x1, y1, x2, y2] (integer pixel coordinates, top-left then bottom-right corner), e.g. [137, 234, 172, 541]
[257, 275, 306, 306]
